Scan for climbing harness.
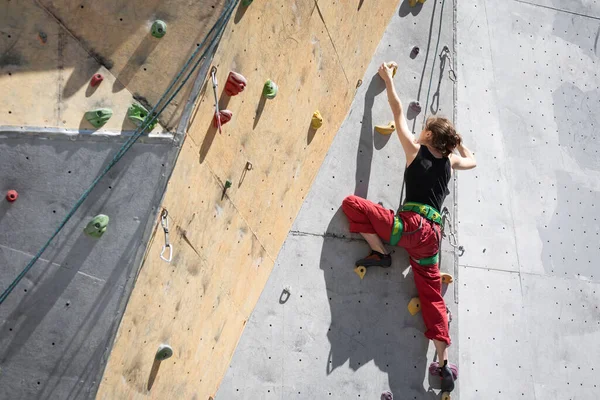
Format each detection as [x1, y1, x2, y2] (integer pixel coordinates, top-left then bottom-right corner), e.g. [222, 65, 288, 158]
[439, 45, 457, 82]
[441, 207, 464, 256]
[160, 209, 173, 263]
[0, 0, 240, 306]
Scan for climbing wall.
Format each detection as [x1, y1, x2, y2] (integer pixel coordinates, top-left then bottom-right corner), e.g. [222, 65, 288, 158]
[218, 0, 458, 398]
[457, 0, 600, 398]
[0, 0, 227, 398]
[96, 1, 405, 399]
[0, 137, 176, 399]
[1, 0, 228, 132]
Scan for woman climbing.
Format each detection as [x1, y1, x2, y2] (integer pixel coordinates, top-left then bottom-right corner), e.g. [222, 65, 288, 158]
[342, 62, 476, 398]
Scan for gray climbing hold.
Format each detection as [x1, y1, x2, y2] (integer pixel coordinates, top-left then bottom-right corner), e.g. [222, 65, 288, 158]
[85, 108, 113, 128]
[151, 20, 167, 38]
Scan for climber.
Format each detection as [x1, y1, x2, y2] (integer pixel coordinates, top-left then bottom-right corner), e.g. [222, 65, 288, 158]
[342, 62, 476, 394]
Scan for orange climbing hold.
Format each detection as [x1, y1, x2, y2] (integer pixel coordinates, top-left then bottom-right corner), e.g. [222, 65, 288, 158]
[213, 110, 233, 128]
[224, 71, 247, 96]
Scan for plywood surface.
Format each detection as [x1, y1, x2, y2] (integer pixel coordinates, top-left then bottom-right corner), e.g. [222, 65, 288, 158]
[0, 0, 164, 133]
[37, 0, 229, 130]
[97, 1, 400, 398]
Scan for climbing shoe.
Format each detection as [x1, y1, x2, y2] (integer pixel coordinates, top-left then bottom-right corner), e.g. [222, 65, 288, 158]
[440, 362, 455, 393]
[355, 250, 391, 268]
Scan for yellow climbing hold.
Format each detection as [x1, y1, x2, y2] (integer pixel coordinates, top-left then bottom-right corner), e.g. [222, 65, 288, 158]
[311, 110, 323, 129]
[375, 121, 395, 135]
[408, 297, 421, 315]
[354, 266, 367, 280]
[387, 62, 398, 78]
[441, 273, 454, 284]
[409, 0, 427, 7]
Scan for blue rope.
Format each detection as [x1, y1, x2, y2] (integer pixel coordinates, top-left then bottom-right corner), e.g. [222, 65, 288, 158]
[0, 0, 239, 306]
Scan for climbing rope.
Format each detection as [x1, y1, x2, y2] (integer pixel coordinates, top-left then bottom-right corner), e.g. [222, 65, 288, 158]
[0, 0, 239, 306]
[421, 0, 449, 127]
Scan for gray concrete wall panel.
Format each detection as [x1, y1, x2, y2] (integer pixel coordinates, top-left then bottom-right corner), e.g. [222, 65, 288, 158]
[0, 138, 174, 399]
[218, 1, 458, 399]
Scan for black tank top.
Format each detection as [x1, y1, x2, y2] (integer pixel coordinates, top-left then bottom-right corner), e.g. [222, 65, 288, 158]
[404, 146, 451, 212]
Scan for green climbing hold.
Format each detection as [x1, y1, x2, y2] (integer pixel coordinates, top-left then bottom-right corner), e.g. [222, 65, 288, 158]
[127, 103, 157, 131]
[85, 108, 113, 128]
[84, 214, 109, 238]
[155, 344, 173, 361]
[151, 20, 167, 38]
[242, 0, 254, 6]
[262, 79, 278, 99]
[225, 180, 232, 189]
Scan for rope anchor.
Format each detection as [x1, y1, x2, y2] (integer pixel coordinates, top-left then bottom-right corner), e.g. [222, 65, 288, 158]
[160, 209, 173, 262]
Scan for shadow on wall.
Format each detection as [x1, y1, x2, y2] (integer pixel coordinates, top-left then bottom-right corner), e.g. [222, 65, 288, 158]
[0, 0, 225, 102]
[319, 208, 438, 398]
[354, 75, 387, 198]
[399, 0, 425, 18]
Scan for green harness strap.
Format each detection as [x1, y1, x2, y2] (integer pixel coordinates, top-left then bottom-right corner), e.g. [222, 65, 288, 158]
[389, 216, 403, 246]
[402, 202, 442, 224]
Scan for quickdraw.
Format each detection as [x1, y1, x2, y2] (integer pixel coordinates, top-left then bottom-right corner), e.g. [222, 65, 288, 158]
[441, 207, 464, 256]
[440, 46, 457, 82]
[160, 209, 173, 262]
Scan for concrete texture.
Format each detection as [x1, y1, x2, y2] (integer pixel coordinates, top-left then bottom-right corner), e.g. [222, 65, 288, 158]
[0, 138, 176, 399]
[457, 0, 600, 399]
[217, 1, 458, 398]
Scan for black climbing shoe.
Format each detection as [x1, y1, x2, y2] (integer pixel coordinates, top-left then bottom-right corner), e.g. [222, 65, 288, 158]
[440, 362, 455, 393]
[355, 250, 391, 268]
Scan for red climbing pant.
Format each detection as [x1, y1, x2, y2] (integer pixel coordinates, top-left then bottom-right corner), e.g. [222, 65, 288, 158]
[341, 195, 451, 345]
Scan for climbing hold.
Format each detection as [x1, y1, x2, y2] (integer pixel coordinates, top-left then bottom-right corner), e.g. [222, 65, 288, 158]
[429, 361, 459, 379]
[409, 101, 422, 113]
[409, 0, 427, 6]
[6, 190, 18, 202]
[213, 109, 233, 128]
[411, 46, 420, 58]
[441, 392, 451, 400]
[387, 62, 398, 78]
[90, 73, 104, 87]
[224, 71, 247, 96]
[84, 214, 109, 238]
[155, 344, 173, 361]
[128, 103, 157, 131]
[354, 266, 367, 280]
[375, 121, 396, 135]
[85, 108, 113, 128]
[407, 297, 421, 315]
[381, 391, 393, 400]
[242, 0, 254, 6]
[38, 32, 48, 44]
[151, 20, 167, 38]
[225, 180, 232, 189]
[311, 110, 323, 129]
[262, 79, 278, 99]
[441, 273, 454, 284]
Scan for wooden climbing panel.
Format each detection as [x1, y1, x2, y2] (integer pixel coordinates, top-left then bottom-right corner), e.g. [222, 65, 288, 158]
[97, 1, 400, 398]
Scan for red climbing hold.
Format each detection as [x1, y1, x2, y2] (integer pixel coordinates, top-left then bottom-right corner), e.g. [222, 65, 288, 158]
[213, 110, 233, 128]
[6, 190, 18, 202]
[90, 73, 104, 87]
[224, 71, 247, 96]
